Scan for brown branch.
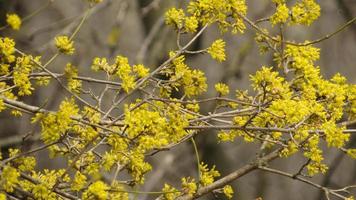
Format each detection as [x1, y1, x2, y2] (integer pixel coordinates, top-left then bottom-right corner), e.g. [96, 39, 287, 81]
[175, 149, 281, 200]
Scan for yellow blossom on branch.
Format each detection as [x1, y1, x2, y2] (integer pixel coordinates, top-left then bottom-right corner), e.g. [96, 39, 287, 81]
[207, 39, 226, 62]
[6, 13, 22, 30]
[215, 83, 230, 96]
[55, 35, 75, 55]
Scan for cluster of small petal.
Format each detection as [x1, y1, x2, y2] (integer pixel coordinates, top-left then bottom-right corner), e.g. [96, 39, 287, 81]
[167, 52, 207, 97]
[223, 185, 234, 199]
[187, 0, 247, 33]
[199, 162, 221, 186]
[181, 177, 197, 196]
[41, 98, 79, 144]
[207, 39, 226, 62]
[13, 55, 38, 96]
[82, 181, 109, 200]
[91, 55, 150, 92]
[65, 63, 82, 93]
[6, 13, 21, 30]
[215, 83, 229, 96]
[165, 8, 185, 29]
[291, 0, 320, 26]
[55, 35, 75, 55]
[270, 3, 289, 25]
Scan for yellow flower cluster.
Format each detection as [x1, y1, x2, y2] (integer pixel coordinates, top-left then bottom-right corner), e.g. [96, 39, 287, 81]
[250, 66, 291, 100]
[168, 52, 207, 97]
[92, 57, 113, 73]
[165, 8, 199, 33]
[165, 0, 248, 33]
[269, 0, 320, 26]
[24, 169, 69, 200]
[165, 8, 185, 29]
[280, 141, 298, 157]
[215, 83, 230, 96]
[92, 55, 150, 92]
[303, 136, 328, 175]
[82, 181, 109, 200]
[223, 185, 234, 199]
[133, 64, 150, 78]
[270, 3, 289, 25]
[71, 171, 87, 191]
[0, 37, 16, 74]
[199, 162, 221, 186]
[322, 122, 349, 148]
[291, 0, 320, 26]
[13, 55, 39, 96]
[65, 63, 82, 93]
[162, 184, 181, 200]
[41, 98, 79, 144]
[182, 177, 197, 196]
[115, 56, 136, 92]
[185, 16, 199, 33]
[187, 0, 247, 33]
[55, 35, 75, 55]
[0, 165, 20, 192]
[6, 13, 22, 30]
[346, 149, 356, 159]
[207, 39, 226, 62]
[9, 149, 36, 172]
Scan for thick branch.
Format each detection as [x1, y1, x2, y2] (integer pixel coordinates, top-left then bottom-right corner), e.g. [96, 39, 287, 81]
[176, 149, 281, 200]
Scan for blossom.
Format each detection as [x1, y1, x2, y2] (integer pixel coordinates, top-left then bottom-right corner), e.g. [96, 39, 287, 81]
[270, 4, 289, 25]
[71, 172, 87, 191]
[223, 185, 234, 199]
[165, 8, 185, 29]
[215, 83, 229, 95]
[291, 0, 320, 26]
[55, 36, 75, 55]
[199, 162, 220, 186]
[185, 16, 199, 32]
[6, 13, 21, 30]
[83, 181, 109, 200]
[207, 39, 226, 62]
[0, 166, 20, 192]
[133, 64, 150, 78]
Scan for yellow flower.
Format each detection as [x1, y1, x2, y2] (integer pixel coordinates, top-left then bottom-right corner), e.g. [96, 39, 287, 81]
[82, 181, 109, 200]
[0, 37, 16, 64]
[71, 172, 87, 191]
[185, 16, 199, 32]
[55, 36, 75, 55]
[346, 149, 356, 159]
[181, 177, 197, 196]
[162, 184, 181, 200]
[165, 8, 185, 29]
[115, 55, 136, 92]
[6, 13, 21, 30]
[270, 4, 289, 25]
[215, 83, 229, 96]
[291, 0, 320, 26]
[199, 162, 220, 186]
[65, 63, 82, 93]
[223, 185, 234, 199]
[207, 39, 226, 62]
[0, 165, 20, 192]
[133, 64, 150, 78]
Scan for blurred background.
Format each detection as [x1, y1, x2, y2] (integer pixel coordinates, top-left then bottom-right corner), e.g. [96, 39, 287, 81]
[0, 0, 355, 199]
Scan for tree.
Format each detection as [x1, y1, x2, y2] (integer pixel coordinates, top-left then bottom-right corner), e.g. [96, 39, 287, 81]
[0, 0, 356, 199]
